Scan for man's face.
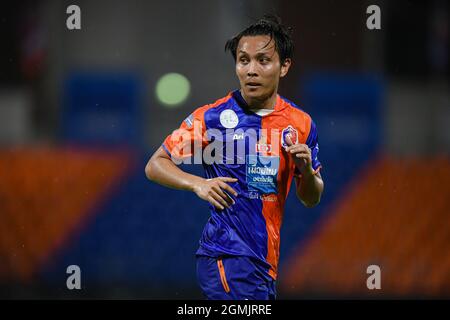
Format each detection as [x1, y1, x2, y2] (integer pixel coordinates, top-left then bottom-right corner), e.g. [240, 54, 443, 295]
[235, 35, 291, 103]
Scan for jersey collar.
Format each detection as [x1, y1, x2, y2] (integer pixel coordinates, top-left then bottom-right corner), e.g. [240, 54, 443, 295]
[231, 89, 288, 115]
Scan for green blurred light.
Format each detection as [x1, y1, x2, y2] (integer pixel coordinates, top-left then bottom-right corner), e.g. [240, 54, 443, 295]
[155, 73, 190, 107]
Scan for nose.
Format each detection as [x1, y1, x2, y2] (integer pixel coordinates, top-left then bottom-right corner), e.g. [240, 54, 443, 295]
[247, 60, 258, 77]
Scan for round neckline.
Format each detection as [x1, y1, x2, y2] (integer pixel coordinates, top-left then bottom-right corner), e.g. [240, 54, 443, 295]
[232, 89, 285, 118]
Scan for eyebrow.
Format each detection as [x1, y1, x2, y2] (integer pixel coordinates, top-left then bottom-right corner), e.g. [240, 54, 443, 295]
[238, 49, 272, 56]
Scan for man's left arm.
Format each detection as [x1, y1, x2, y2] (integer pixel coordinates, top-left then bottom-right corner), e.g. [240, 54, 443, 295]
[294, 170, 323, 208]
[285, 136, 324, 208]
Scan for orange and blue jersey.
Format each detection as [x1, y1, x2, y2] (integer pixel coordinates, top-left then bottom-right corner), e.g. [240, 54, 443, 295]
[162, 89, 322, 283]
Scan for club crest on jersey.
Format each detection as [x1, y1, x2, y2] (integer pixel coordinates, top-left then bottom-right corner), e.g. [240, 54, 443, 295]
[219, 109, 239, 129]
[281, 125, 298, 148]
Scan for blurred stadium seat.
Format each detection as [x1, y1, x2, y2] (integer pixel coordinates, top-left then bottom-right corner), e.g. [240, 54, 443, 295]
[282, 156, 450, 297]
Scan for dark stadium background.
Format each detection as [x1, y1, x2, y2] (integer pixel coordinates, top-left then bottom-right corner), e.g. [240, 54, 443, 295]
[0, 0, 449, 299]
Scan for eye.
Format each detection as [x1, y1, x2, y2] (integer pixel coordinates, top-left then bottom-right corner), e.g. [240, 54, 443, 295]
[239, 57, 249, 64]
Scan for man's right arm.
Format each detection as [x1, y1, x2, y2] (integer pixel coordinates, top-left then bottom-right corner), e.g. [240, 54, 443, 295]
[145, 146, 238, 210]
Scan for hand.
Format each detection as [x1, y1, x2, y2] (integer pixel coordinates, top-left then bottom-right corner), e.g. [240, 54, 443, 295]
[192, 177, 238, 210]
[285, 135, 314, 176]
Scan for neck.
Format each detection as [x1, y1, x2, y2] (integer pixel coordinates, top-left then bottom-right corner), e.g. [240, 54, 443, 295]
[240, 88, 278, 110]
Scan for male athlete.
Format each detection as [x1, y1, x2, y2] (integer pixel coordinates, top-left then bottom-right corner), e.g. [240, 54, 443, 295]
[145, 14, 324, 300]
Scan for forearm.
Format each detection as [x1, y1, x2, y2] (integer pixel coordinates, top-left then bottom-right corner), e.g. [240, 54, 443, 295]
[295, 173, 323, 208]
[145, 154, 203, 192]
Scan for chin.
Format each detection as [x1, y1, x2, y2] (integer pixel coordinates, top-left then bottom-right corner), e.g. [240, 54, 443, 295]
[243, 88, 265, 100]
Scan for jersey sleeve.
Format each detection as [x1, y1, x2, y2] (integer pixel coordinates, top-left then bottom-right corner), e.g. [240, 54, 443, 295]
[162, 106, 208, 162]
[294, 118, 322, 177]
[305, 119, 322, 173]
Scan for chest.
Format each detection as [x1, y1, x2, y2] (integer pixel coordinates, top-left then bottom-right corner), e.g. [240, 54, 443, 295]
[204, 109, 306, 195]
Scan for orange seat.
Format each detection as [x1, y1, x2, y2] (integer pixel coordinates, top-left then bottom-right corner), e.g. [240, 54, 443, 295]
[0, 148, 131, 282]
[282, 155, 450, 297]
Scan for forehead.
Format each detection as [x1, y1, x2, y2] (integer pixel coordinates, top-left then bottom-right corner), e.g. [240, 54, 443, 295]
[237, 35, 277, 55]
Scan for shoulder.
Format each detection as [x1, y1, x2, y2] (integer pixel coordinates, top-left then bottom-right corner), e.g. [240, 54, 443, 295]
[280, 96, 313, 122]
[191, 92, 234, 119]
[279, 95, 315, 137]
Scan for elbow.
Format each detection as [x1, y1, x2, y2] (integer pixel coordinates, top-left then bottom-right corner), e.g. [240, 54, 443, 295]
[297, 193, 321, 208]
[145, 147, 173, 182]
[145, 159, 156, 181]
[302, 199, 320, 208]
[297, 181, 324, 209]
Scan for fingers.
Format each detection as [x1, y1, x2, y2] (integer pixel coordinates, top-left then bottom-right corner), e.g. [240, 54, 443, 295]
[218, 180, 238, 197]
[294, 153, 311, 160]
[285, 135, 294, 147]
[287, 144, 310, 154]
[212, 184, 235, 206]
[285, 144, 312, 166]
[216, 177, 238, 197]
[207, 195, 225, 210]
[218, 177, 238, 183]
[212, 191, 230, 209]
[290, 150, 310, 158]
[203, 176, 239, 210]
[291, 149, 311, 162]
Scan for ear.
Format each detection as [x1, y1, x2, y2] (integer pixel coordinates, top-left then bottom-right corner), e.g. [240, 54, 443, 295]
[280, 58, 291, 78]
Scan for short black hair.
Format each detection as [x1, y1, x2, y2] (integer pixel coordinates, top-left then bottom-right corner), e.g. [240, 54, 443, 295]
[225, 14, 294, 64]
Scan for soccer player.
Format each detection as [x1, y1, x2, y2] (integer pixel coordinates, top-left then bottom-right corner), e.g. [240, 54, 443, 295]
[145, 14, 324, 300]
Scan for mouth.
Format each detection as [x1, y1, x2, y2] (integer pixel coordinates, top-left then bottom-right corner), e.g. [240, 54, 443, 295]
[246, 82, 262, 88]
